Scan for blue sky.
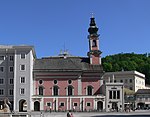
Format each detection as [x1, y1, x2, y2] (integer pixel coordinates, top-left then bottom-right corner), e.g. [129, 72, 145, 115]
[0, 0, 150, 58]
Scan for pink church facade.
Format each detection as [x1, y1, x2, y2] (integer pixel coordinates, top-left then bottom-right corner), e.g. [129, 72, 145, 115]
[32, 16, 105, 111]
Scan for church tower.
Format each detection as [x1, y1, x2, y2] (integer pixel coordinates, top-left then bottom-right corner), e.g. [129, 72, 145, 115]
[87, 16, 102, 65]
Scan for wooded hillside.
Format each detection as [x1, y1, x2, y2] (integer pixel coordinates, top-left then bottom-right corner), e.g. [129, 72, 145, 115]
[102, 53, 150, 84]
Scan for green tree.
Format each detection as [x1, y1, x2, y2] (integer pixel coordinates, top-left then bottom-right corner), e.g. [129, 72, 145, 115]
[102, 53, 150, 84]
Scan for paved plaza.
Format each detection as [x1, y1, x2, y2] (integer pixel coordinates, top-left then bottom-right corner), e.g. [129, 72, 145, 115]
[0, 110, 150, 117]
[29, 110, 150, 117]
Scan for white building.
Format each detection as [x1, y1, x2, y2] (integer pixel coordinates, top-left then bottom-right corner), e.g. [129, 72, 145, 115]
[103, 71, 145, 92]
[0, 45, 36, 112]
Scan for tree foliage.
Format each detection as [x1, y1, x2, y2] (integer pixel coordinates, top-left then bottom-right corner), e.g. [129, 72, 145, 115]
[102, 53, 150, 84]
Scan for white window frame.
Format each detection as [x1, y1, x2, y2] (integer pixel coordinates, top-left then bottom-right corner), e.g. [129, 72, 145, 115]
[9, 66, 14, 73]
[20, 64, 26, 71]
[20, 76, 26, 84]
[20, 53, 26, 59]
[20, 88, 25, 95]
[86, 102, 91, 107]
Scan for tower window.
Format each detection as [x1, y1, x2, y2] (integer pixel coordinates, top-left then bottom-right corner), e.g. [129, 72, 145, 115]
[92, 40, 97, 47]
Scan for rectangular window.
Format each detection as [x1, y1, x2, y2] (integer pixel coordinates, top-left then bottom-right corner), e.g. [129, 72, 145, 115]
[0, 89, 4, 95]
[74, 103, 78, 106]
[46, 102, 52, 107]
[9, 66, 14, 72]
[20, 65, 25, 71]
[21, 53, 26, 59]
[113, 91, 116, 99]
[86, 103, 91, 106]
[9, 78, 13, 85]
[9, 89, 13, 95]
[20, 77, 25, 83]
[109, 91, 112, 99]
[0, 67, 4, 72]
[60, 102, 64, 107]
[20, 88, 25, 94]
[117, 91, 120, 99]
[0, 56, 5, 60]
[130, 79, 132, 83]
[0, 79, 4, 84]
[9, 56, 14, 61]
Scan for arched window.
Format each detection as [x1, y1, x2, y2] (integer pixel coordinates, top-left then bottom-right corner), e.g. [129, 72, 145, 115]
[68, 85, 73, 96]
[53, 86, 59, 96]
[92, 40, 97, 47]
[39, 86, 44, 95]
[87, 86, 93, 95]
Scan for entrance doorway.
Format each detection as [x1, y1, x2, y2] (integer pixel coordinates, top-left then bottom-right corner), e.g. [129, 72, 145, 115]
[97, 101, 103, 111]
[19, 99, 27, 112]
[112, 102, 118, 111]
[137, 102, 144, 109]
[34, 101, 40, 111]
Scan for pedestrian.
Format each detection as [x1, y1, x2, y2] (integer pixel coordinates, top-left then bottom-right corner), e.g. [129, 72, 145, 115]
[49, 106, 52, 113]
[67, 111, 71, 117]
[40, 111, 43, 117]
[73, 106, 75, 112]
[70, 112, 74, 117]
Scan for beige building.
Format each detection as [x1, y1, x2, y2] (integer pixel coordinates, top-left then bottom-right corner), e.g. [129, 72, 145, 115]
[103, 71, 145, 92]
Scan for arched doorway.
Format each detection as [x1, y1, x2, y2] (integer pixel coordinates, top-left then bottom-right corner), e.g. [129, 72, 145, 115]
[34, 101, 40, 111]
[97, 101, 103, 111]
[19, 99, 27, 112]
